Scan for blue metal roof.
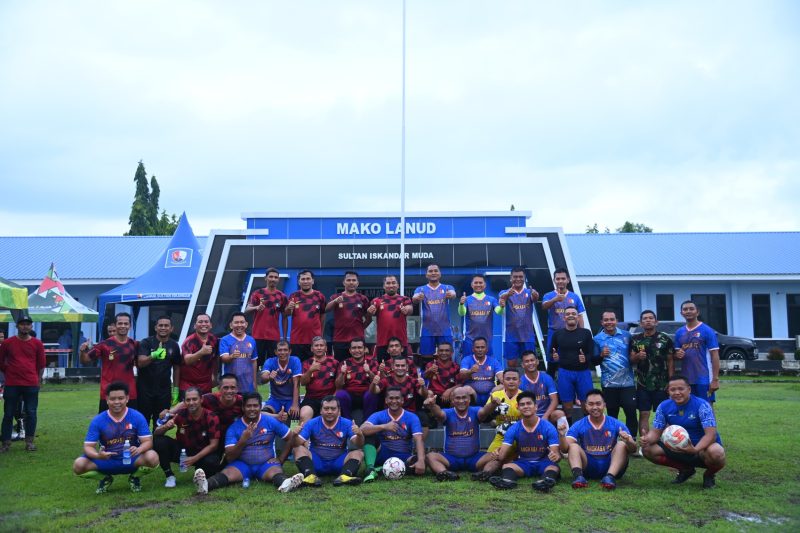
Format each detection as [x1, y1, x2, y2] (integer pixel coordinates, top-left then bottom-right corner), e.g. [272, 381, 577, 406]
[566, 232, 800, 277]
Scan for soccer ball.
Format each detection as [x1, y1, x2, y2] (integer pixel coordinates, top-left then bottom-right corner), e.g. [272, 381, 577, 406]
[382, 457, 406, 480]
[660, 425, 690, 450]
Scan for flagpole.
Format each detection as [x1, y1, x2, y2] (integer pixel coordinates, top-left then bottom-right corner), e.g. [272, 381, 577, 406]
[399, 0, 407, 295]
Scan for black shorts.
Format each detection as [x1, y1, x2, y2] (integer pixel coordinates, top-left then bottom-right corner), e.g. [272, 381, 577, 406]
[415, 408, 432, 429]
[332, 342, 351, 362]
[255, 339, 279, 367]
[637, 388, 668, 412]
[300, 396, 323, 416]
[291, 344, 313, 362]
[657, 442, 708, 468]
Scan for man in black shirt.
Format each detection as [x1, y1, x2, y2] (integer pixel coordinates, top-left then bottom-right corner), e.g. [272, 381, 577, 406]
[137, 316, 181, 430]
[550, 306, 594, 424]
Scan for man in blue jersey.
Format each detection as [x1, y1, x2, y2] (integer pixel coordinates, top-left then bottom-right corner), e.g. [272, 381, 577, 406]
[489, 391, 561, 492]
[458, 275, 499, 359]
[641, 375, 726, 488]
[260, 340, 301, 421]
[674, 301, 720, 403]
[593, 310, 638, 437]
[72, 381, 159, 493]
[424, 387, 494, 481]
[193, 392, 303, 494]
[291, 395, 365, 487]
[413, 264, 457, 363]
[360, 387, 427, 480]
[559, 389, 636, 490]
[459, 337, 503, 406]
[519, 350, 564, 426]
[219, 312, 259, 394]
[496, 267, 540, 369]
[541, 268, 586, 377]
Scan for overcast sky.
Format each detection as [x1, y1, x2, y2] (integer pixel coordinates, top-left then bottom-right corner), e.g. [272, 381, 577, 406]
[1, 1, 798, 236]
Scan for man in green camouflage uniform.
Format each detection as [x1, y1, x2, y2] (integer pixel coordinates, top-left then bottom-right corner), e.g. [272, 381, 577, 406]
[630, 310, 674, 439]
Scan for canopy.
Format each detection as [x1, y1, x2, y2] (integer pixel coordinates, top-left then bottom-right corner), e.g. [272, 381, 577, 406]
[0, 277, 28, 309]
[97, 213, 201, 327]
[0, 264, 98, 322]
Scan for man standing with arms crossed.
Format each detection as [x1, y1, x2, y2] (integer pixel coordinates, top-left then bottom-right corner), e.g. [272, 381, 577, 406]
[245, 268, 288, 368]
[368, 275, 413, 361]
[674, 301, 720, 403]
[496, 267, 540, 369]
[413, 264, 457, 365]
[285, 270, 327, 362]
[541, 268, 586, 378]
[326, 271, 371, 362]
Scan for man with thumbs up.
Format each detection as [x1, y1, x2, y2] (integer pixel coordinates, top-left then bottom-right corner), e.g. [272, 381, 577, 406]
[334, 338, 379, 419]
[550, 307, 595, 424]
[458, 275, 499, 360]
[260, 340, 302, 420]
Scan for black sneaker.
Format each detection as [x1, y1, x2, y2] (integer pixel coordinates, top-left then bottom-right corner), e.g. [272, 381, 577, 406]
[471, 470, 493, 482]
[96, 475, 114, 494]
[671, 468, 696, 484]
[129, 475, 142, 493]
[435, 470, 460, 482]
[702, 473, 716, 489]
[489, 476, 517, 490]
[532, 477, 557, 492]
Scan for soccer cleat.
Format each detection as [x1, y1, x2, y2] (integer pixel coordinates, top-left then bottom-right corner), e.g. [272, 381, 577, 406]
[471, 470, 493, 482]
[278, 473, 305, 493]
[571, 475, 588, 489]
[532, 477, 557, 493]
[702, 473, 716, 489]
[96, 475, 114, 494]
[164, 476, 177, 488]
[363, 469, 379, 483]
[128, 475, 142, 493]
[671, 468, 696, 484]
[600, 475, 616, 490]
[302, 473, 322, 487]
[489, 476, 518, 490]
[435, 470, 460, 482]
[25, 440, 37, 452]
[193, 468, 208, 494]
[0, 441, 10, 453]
[333, 474, 362, 486]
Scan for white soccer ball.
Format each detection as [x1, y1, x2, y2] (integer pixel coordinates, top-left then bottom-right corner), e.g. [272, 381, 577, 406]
[660, 425, 690, 450]
[382, 457, 406, 480]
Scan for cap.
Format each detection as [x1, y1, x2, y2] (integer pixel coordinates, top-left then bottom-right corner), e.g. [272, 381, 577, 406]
[16, 314, 33, 324]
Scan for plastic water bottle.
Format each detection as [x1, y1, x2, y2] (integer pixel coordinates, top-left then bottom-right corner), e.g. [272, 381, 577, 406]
[156, 413, 172, 427]
[242, 476, 250, 489]
[179, 449, 188, 472]
[122, 439, 131, 465]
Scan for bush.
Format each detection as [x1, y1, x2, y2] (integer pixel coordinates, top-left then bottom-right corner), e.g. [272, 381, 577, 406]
[767, 347, 785, 361]
[795, 348, 800, 361]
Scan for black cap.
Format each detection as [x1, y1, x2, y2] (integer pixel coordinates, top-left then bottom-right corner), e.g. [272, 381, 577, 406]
[16, 314, 33, 324]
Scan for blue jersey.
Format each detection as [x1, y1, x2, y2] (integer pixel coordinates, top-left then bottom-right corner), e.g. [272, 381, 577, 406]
[219, 334, 258, 393]
[85, 408, 151, 455]
[225, 414, 290, 465]
[262, 356, 302, 401]
[503, 418, 559, 462]
[498, 289, 536, 342]
[365, 409, 422, 456]
[415, 284, 455, 336]
[520, 372, 558, 417]
[460, 355, 502, 396]
[463, 294, 498, 341]
[542, 290, 585, 331]
[593, 328, 635, 388]
[442, 406, 481, 458]
[674, 323, 719, 385]
[299, 416, 355, 461]
[653, 395, 721, 445]
[567, 415, 626, 458]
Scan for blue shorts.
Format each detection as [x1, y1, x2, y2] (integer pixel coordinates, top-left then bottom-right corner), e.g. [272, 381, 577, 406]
[312, 452, 347, 476]
[263, 397, 294, 413]
[85, 454, 140, 475]
[637, 388, 668, 412]
[585, 454, 627, 480]
[441, 451, 485, 472]
[513, 458, 558, 478]
[419, 334, 454, 356]
[691, 384, 716, 403]
[503, 341, 536, 362]
[229, 459, 279, 481]
[557, 369, 594, 403]
[462, 338, 493, 359]
[472, 391, 491, 407]
[376, 448, 413, 466]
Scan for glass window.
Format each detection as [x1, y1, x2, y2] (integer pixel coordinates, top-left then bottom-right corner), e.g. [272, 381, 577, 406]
[751, 294, 772, 338]
[583, 295, 624, 334]
[655, 294, 674, 321]
[787, 294, 800, 338]
[689, 294, 728, 334]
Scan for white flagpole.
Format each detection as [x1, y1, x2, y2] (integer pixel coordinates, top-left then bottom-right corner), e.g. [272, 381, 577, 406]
[399, 0, 407, 296]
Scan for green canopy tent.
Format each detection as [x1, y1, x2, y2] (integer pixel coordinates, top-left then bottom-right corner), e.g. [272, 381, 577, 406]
[1, 264, 98, 366]
[0, 277, 28, 310]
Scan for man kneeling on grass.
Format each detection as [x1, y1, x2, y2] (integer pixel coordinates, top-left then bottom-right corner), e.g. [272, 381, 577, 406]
[73, 381, 159, 493]
[558, 389, 636, 490]
[193, 392, 303, 494]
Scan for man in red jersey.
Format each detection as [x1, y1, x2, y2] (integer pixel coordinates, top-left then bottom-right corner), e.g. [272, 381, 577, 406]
[81, 312, 139, 413]
[334, 337, 380, 419]
[179, 314, 219, 396]
[285, 270, 327, 362]
[299, 337, 339, 424]
[367, 275, 413, 362]
[326, 271, 371, 362]
[244, 267, 288, 368]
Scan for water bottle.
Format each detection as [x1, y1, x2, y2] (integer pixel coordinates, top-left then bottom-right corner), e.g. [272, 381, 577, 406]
[242, 476, 250, 489]
[156, 413, 172, 427]
[122, 439, 131, 465]
[179, 449, 188, 472]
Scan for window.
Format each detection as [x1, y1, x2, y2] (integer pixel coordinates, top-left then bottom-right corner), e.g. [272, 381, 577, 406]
[656, 294, 674, 321]
[751, 294, 772, 338]
[583, 294, 624, 333]
[788, 294, 800, 338]
[689, 294, 727, 334]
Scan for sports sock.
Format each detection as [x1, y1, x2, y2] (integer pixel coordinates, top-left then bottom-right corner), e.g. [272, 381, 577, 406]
[544, 469, 558, 480]
[163, 468, 175, 478]
[571, 467, 583, 479]
[207, 472, 229, 491]
[342, 459, 361, 476]
[296, 456, 314, 476]
[655, 454, 687, 471]
[705, 464, 723, 475]
[78, 470, 103, 480]
[271, 474, 287, 487]
[134, 466, 153, 476]
[364, 444, 377, 470]
[501, 467, 518, 482]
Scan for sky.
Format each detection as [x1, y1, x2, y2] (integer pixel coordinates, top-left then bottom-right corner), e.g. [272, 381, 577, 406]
[1, 0, 798, 236]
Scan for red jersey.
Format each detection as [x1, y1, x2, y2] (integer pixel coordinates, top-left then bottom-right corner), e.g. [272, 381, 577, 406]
[0, 336, 46, 387]
[425, 360, 463, 396]
[88, 337, 139, 400]
[330, 292, 370, 343]
[371, 293, 412, 346]
[248, 288, 288, 341]
[338, 357, 379, 395]
[172, 407, 221, 454]
[180, 333, 219, 393]
[378, 374, 422, 412]
[201, 392, 243, 438]
[288, 290, 326, 344]
[302, 356, 338, 399]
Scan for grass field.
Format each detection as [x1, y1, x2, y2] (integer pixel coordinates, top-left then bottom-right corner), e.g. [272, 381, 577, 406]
[1, 380, 798, 532]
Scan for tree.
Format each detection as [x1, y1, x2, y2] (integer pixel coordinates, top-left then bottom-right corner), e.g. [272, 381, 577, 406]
[585, 223, 610, 234]
[125, 161, 178, 236]
[616, 221, 653, 233]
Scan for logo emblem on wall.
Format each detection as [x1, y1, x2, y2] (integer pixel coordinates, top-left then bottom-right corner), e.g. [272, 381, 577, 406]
[165, 248, 193, 268]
